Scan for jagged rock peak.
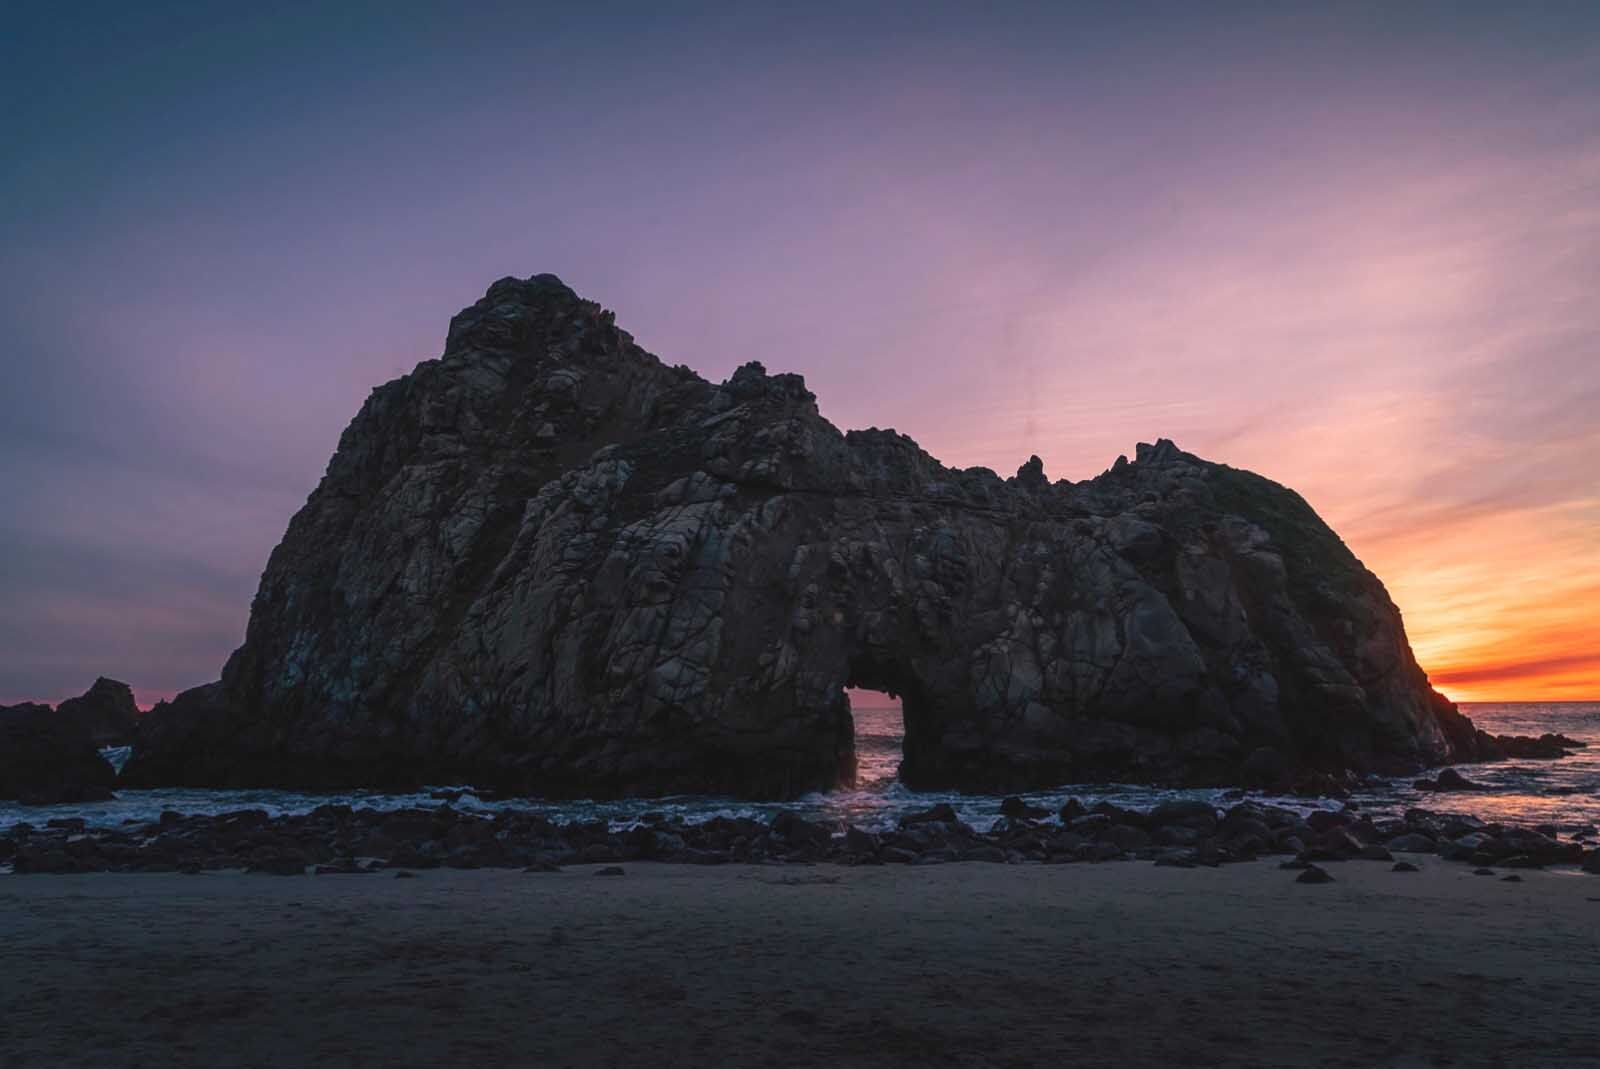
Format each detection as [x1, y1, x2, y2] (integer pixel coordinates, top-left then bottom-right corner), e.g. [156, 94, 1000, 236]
[1012, 454, 1048, 491]
[443, 272, 623, 357]
[123, 274, 1479, 799]
[54, 677, 139, 748]
[1135, 438, 1184, 466]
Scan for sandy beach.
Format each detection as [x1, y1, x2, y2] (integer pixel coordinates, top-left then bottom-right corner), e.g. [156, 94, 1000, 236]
[4, 858, 1598, 1068]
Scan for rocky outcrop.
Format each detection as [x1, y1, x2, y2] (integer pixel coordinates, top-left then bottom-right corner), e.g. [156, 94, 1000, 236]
[53, 677, 139, 748]
[124, 274, 1488, 798]
[0, 702, 116, 805]
[1484, 733, 1586, 760]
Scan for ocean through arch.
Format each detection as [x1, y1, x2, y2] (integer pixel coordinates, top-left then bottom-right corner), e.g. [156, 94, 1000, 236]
[845, 687, 904, 790]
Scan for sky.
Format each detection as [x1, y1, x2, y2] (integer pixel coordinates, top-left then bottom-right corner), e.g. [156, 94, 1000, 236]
[2, 2, 1596, 707]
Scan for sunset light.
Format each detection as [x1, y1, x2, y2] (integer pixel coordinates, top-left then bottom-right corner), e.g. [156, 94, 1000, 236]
[5, 7, 1600, 1066]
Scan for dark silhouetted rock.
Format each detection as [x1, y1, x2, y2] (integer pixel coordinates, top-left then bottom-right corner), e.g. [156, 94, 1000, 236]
[120, 274, 1500, 798]
[1239, 746, 1292, 789]
[999, 796, 1049, 820]
[0, 701, 116, 805]
[1149, 800, 1219, 831]
[1485, 733, 1586, 759]
[1413, 768, 1487, 792]
[1386, 832, 1437, 853]
[53, 677, 140, 748]
[1392, 861, 1419, 872]
[1296, 865, 1334, 884]
[844, 826, 880, 855]
[901, 804, 960, 827]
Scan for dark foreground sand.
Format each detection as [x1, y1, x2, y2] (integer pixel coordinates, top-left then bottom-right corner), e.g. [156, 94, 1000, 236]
[3, 859, 1598, 1068]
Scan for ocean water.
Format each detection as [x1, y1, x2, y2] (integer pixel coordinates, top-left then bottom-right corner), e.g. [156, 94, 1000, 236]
[4, 702, 1598, 834]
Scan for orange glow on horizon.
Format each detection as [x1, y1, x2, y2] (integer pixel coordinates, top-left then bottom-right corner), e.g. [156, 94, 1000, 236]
[884, 144, 1600, 707]
[1357, 503, 1598, 704]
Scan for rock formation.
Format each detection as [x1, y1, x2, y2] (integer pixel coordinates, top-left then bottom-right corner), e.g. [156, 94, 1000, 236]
[53, 677, 140, 748]
[124, 274, 1491, 798]
[0, 700, 117, 805]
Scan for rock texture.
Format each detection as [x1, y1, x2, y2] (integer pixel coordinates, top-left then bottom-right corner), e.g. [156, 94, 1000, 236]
[125, 274, 1490, 798]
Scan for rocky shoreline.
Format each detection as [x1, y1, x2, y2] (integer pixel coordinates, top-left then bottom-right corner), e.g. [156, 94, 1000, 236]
[7, 793, 1598, 880]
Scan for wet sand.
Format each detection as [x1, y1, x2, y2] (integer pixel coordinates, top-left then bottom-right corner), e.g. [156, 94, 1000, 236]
[3, 858, 1598, 1067]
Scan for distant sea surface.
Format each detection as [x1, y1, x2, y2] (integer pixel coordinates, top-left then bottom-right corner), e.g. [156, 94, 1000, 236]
[5, 702, 1599, 833]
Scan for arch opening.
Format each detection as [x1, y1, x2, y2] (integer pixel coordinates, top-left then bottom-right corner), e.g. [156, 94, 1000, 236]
[843, 652, 934, 790]
[845, 687, 902, 789]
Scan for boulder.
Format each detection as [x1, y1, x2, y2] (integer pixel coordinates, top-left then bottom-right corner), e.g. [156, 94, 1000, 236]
[1486, 733, 1586, 759]
[843, 826, 880, 855]
[119, 274, 1496, 797]
[1413, 768, 1487, 792]
[999, 796, 1049, 820]
[901, 804, 959, 827]
[1101, 824, 1152, 851]
[1385, 833, 1438, 853]
[1148, 800, 1218, 832]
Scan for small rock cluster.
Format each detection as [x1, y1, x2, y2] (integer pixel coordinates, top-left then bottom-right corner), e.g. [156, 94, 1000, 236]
[5, 798, 1597, 878]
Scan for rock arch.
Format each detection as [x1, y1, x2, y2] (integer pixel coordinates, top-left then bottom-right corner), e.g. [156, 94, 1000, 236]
[124, 275, 1479, 798]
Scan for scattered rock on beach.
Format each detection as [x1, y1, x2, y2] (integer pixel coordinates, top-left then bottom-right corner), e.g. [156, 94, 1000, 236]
[7, 794, 1599, 882]
[1386, 833, 1437, 853]
[1000, 797, 1049, 821]
[901, 804, 959, 827]
[1413, 768, 1487, 792]
[1295, 865, 1334, 884]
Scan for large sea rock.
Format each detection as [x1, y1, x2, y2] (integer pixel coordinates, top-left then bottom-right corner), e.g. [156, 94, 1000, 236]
[123, 274, 1489, 798]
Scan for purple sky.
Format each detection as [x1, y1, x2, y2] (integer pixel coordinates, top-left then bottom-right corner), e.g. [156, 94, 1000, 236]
[4, 3, 1598, 705]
